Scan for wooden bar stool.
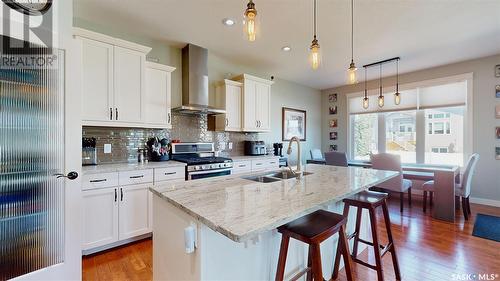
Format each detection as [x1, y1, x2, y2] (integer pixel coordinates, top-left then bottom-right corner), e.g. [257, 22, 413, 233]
[275, 210, 354, 281]
[332, 190, 401, 281]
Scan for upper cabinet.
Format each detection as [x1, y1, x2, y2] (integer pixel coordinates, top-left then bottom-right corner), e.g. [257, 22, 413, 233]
[234, 74, 274, 132]
[209, 79, 243, 131]
[145, 62, 176, 128]
[75, 28, 174, 129]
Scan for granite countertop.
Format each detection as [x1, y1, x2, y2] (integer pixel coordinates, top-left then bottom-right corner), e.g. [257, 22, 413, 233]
[82, 161, 186, 175]
[150, 164, 398, 243]
[230, 155, 281, 161]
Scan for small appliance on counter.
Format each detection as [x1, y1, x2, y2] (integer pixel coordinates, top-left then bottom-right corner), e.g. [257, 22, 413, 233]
[147, 137, 170, 161]
[244, 141, 267, 156]
[273, 143, 284, 156]
[82, 137, 97, 166]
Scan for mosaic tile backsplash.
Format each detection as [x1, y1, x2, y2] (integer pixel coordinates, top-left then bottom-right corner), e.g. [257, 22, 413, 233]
[82, 114, 260, 164]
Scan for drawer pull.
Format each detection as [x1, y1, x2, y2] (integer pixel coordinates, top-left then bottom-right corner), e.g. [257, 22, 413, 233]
[255, 163, 263, 166]
[164, 172, 177, 175]
[90, 179, 107, 183]
[238, 164, 246, 167]
[129, 175, 144, 179]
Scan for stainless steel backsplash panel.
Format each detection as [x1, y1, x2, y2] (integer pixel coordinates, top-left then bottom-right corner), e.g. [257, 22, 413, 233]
[82, 113, 259, 164]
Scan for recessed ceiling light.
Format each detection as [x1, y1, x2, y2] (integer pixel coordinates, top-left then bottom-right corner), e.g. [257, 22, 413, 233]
[282, 46, 291, 52]
[222, 18, 235, 26]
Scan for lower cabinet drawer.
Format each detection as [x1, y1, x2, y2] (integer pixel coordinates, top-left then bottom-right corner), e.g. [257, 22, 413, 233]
[82, 172, 119, 190]
[154, 166, 185, 182]
[266, 158, 280, 170]
[251, 160, 267, 171]
[232, 160, 252, 174]
[119, 169, 154, 186]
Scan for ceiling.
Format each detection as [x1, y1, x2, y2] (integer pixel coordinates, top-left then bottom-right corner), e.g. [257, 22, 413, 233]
[74, 0, 500, 90]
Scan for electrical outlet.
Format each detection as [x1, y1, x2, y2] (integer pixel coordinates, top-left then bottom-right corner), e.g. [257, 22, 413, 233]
[219, 142, 226, 150]
[104, 144, 112, 154]
[228, 142, 233, 150]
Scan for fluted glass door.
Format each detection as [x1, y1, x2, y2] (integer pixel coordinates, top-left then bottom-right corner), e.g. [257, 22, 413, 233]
[0, 44, 65, 280]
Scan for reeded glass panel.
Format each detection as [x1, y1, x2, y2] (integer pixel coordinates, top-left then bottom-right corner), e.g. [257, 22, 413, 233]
[0, 40, 65, 280]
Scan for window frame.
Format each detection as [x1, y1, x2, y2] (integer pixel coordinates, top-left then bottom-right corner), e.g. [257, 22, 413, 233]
[347, 73, 473, 167]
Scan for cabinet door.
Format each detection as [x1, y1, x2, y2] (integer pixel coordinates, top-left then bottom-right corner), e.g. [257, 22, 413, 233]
[226, 84, 242, 131]
[256, 82, 271, 131]
[79, 38, 114, 122]
[114, 46, 145, 123]
[118, 184, 150, 240]
[82, 188, 119, 250]
[145, 67, 168, 126]
[242, 79, 258, 131]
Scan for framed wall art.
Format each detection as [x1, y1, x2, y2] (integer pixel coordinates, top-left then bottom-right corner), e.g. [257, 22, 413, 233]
[282, 107, 306, 141]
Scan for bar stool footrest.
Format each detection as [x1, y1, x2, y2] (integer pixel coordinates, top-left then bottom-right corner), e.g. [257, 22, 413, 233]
[380, 242, 393, 258]
[289, 267, 311, 281]
[352, 257, 378, 271]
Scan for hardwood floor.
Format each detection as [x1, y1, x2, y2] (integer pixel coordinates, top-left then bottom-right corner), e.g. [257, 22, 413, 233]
[82, 197, 500, 281]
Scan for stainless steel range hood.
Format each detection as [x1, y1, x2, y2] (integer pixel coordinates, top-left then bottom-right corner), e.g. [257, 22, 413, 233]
[172, 44, 225, 115]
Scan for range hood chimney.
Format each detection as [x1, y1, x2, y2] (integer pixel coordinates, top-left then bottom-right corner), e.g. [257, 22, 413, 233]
[172, 44, 225, 115]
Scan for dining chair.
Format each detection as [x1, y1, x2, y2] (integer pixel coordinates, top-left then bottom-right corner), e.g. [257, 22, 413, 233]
[370, 153, 412, 213]
[310, 149, 324, 160]
[324, 152, 348, 167]
[421, 153, 480, 220]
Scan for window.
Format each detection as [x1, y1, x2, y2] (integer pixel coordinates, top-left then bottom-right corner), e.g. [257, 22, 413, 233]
[386, 111, 416, 163]
[351, 113, 378, 161]
[348, 76, 470, 166]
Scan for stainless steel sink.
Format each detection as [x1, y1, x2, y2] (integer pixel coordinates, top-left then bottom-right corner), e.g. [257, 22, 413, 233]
[242, 171, 314, 183]
[242, 175, 281, 183]
[270, 171, 314, 179]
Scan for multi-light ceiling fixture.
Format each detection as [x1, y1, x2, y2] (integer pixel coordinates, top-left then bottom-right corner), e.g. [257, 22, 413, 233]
[347, 0, 357, 84]
[362, 57, 401, 109]
[309, 0, 321, 70]
[244, 0, 258, 42]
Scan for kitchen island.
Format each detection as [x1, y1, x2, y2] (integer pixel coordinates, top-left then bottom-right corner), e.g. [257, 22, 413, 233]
[150, 164, 398, 280]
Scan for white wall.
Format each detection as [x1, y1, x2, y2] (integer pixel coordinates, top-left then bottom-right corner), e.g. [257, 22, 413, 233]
[322, 54, 500, 203]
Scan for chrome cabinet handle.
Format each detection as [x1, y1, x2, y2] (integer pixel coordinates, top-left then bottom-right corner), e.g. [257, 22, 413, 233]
[89, 179, 106, 183]
[164, 172, 176, 175]
[129, 175, 144, 179]
[110, 108, 113, 120]
[256, 120, 258, 127]
[168, 113, 171, 124]
[120, 188, 123, 201]
[115, 108, 118, 120]
[226, 118, 229, 126]
[114, 189, 117, 202]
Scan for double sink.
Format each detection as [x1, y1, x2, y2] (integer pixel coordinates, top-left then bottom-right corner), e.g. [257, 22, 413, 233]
[242, 170, 314, 183]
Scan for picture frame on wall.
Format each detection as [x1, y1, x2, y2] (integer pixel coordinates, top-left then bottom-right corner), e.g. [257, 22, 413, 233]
[496, 85, 500, 98]
[282, 107, 306, 141]
[329, 105, 338, 115]
[496, 147, 500, 160]
[496, 127, 500, 139]
[329, 93, 338, 103]
[330, 144, 338, 152]
[329, 131, 338, 140]
[496, 105, 500, 119]
[329, 119, 338, 128]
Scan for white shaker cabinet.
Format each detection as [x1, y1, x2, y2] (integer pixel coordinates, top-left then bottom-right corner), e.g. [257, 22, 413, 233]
[118, 184, 151, 240]
[82, 187, 119, 250]
[210, 79, 243, 131]
[234, 74, 274, 132]
[145, 62, 176, 128]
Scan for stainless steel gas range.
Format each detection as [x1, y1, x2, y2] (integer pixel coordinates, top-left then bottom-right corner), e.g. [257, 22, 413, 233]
[170, 143, 233, 180]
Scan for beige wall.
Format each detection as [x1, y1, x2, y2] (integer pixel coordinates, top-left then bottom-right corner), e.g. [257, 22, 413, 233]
[73, 18, 322, 165]
[322, 54, 500, 202]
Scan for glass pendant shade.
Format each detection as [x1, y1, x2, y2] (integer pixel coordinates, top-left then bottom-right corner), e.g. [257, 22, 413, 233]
[378, 95, 385, 107]
[347, 61, 357, 84]
[363, 96, 369, 109]
[244, 1, 257, 42]
[394, 92, 401, 105]
[310, 38, 321, 70]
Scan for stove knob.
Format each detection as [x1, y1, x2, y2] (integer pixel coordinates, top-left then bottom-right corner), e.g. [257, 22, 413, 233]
[212, 164, 219, 169]
[195, 166, 201, 171]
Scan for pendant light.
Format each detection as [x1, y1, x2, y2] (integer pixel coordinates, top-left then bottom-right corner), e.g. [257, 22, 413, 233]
[394, 58, 401, 105]
[378, 64, 384, 107]
[347, 0, 357, 84]
[244, 0, 258, 42]
[363, 67, 369, 109]
[309, 0, 321, 70]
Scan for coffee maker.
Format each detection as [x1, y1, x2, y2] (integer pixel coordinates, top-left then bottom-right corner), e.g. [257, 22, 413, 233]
[273, 143, 283, 156]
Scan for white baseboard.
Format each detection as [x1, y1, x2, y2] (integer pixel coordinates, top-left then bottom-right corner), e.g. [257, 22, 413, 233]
[469, 197, 500, 207]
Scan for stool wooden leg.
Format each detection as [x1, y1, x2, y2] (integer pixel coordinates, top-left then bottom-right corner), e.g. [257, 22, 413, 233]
[352, 207, 362, 258]
[455, 196, 460, 210]
[462, 197, 469, 220]
[306, 245, 313, 281]
[382, 201, 401, 280]
[339, 224, 354, 281]
[369, 208, 385, 281]
[275, 235, 290, 281]
[399, 192, 404, 213]
[423, 191, 427, 213]
[332, 204, 350, 280]
[408, 187, 412, 206]
[430, 191, 433, 206]
[311, 243, 323, 281]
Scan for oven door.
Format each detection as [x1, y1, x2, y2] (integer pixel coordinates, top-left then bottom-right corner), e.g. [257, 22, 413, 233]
[187, 168, 232, 180]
